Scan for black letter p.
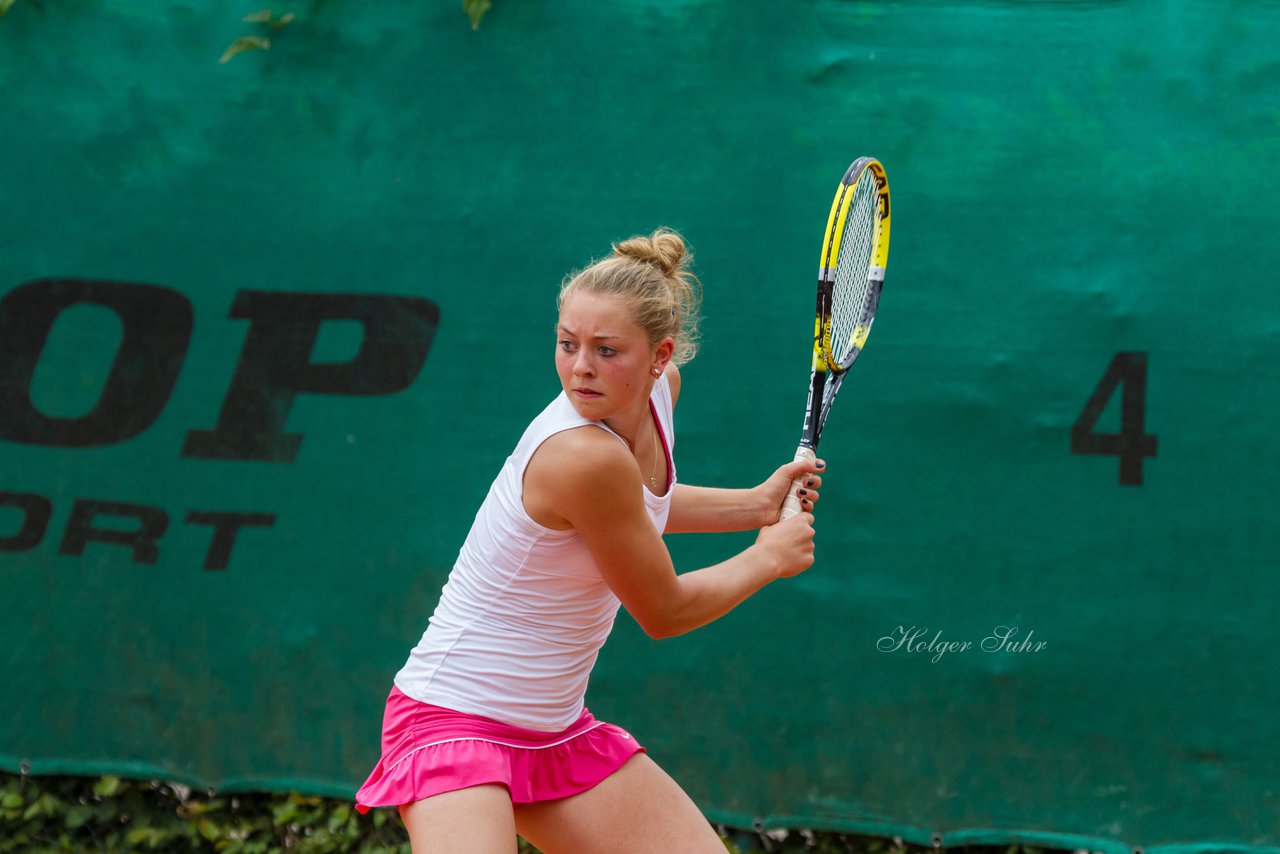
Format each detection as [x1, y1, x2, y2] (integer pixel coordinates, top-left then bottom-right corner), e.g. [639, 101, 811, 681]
[182, 291, 438, 462]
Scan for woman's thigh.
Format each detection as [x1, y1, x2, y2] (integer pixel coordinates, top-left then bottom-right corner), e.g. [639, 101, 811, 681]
[513, 753, 724, 854]
[398, 784, 518, 854]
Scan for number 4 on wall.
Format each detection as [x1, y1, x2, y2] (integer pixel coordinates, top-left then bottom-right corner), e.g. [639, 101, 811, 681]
[1071, 352, 1158, 486]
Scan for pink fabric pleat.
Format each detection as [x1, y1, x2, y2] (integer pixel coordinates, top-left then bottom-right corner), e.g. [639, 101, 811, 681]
[355, 687, 645, 812]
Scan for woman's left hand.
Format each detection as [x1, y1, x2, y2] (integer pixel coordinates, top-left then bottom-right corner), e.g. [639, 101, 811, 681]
[755, 457, 824, 523]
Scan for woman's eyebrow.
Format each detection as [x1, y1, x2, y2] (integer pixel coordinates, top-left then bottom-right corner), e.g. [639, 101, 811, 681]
[557, 326, 621, 340]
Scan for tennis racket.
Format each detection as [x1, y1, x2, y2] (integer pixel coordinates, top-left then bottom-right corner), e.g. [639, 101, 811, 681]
[779, 157, 891, 521]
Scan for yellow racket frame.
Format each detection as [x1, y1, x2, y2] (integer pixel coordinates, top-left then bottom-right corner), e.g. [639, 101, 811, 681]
[814, 157, 891, 373]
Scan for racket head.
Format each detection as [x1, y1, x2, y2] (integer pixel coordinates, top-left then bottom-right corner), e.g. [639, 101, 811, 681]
[817, 157, 890, 373]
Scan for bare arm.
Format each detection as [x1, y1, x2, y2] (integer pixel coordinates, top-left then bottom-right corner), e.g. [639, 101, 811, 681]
[660, 361, 824, 533]
[524, 427, 816, 639]
[666, 460, 824, 533]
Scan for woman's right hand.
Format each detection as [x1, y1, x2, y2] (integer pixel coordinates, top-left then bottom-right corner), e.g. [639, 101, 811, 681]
[754, 512, 816, 578]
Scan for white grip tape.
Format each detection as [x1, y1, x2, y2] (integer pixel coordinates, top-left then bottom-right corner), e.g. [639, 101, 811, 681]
[778, 445, 817, 521]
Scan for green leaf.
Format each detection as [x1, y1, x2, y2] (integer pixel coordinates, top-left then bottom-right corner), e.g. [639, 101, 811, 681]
[64, 804, 96, 829]
[125, 827, 157, 847]
[271, 800, 298, 825]
[243, 8, 294, 30]
[22, 793, 59, 821]
[92, 776, 122, 798]
[197, 817, 220, 842]
[463, 0, 491, 30]
[0, 0, 15, 17]
[220, 35, 271, 64]
[326, 802, 351, 830]
[0, 792, 21, 809]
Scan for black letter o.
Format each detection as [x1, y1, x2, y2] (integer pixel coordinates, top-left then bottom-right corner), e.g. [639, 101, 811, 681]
[0, 279, 193, 447]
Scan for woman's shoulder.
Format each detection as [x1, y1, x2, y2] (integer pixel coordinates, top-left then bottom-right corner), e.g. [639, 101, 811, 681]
[535, 423, 633, 477]
[522, 423, 636, 529]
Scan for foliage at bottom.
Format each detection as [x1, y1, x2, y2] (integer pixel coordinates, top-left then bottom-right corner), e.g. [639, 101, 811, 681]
[0, 773, 1057, 854]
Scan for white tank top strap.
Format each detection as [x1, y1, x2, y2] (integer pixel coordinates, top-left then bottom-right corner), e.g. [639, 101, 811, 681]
[508, 399, 625, 487]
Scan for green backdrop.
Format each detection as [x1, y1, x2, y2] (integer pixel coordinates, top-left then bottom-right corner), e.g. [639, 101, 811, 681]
[2, 2, 1278, 851]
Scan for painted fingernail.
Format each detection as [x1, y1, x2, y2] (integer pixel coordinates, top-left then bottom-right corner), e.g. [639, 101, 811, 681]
[806, 479, 815, 487]
[798, 489, 808, 496]
[816, 460, 826, 468]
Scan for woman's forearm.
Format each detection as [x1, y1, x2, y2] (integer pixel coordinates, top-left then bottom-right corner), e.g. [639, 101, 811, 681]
[665, 483, 774, 534]
[643, 545, 780, 638]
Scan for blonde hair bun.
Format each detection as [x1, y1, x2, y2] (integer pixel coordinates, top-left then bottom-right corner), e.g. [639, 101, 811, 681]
[613, 228, 687, 277]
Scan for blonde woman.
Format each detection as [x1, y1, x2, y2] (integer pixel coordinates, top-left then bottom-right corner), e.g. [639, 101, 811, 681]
[356, 228, 823, 853]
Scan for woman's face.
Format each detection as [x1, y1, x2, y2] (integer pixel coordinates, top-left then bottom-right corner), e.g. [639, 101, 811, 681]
[555, 290, 667, 422]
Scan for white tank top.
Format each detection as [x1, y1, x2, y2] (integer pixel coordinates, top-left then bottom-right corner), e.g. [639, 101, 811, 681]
[394, 375, 676, 731]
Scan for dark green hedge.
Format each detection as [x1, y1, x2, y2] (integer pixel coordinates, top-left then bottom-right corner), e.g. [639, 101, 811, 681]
[0, 773, 408, 853]
[0, 772, 1058, 854]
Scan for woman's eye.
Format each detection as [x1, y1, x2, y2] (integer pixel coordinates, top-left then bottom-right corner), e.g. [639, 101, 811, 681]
[598, 346, 616, 357]
[559, 340, 576, 352]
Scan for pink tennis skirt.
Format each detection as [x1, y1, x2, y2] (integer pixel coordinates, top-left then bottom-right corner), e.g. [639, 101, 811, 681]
[355, 686, 645, 812]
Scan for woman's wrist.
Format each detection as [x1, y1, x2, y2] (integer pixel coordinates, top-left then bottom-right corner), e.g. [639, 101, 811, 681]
[744, 536, 785, 582]
[749, 483, 777, 528]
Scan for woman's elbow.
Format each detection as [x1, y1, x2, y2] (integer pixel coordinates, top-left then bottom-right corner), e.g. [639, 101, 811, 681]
[636, 611, 692, 640]
[641, 621, 675, 640]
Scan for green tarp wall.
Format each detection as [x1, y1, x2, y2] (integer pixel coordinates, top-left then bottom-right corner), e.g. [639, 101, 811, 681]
[2, 2, 1278, 851]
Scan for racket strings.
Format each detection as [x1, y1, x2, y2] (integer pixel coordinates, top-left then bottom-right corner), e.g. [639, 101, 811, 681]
[828, 173, 881, 369]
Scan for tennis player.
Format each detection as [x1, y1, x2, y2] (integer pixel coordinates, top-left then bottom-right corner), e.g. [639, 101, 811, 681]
[356, 228, 824, 853]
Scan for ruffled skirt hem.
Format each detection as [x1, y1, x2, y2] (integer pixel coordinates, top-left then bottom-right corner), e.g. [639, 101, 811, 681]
[354, 688, 644, 812]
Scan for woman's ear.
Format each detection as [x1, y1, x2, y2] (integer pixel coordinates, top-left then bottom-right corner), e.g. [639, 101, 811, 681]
[652, 337, 675, 375]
